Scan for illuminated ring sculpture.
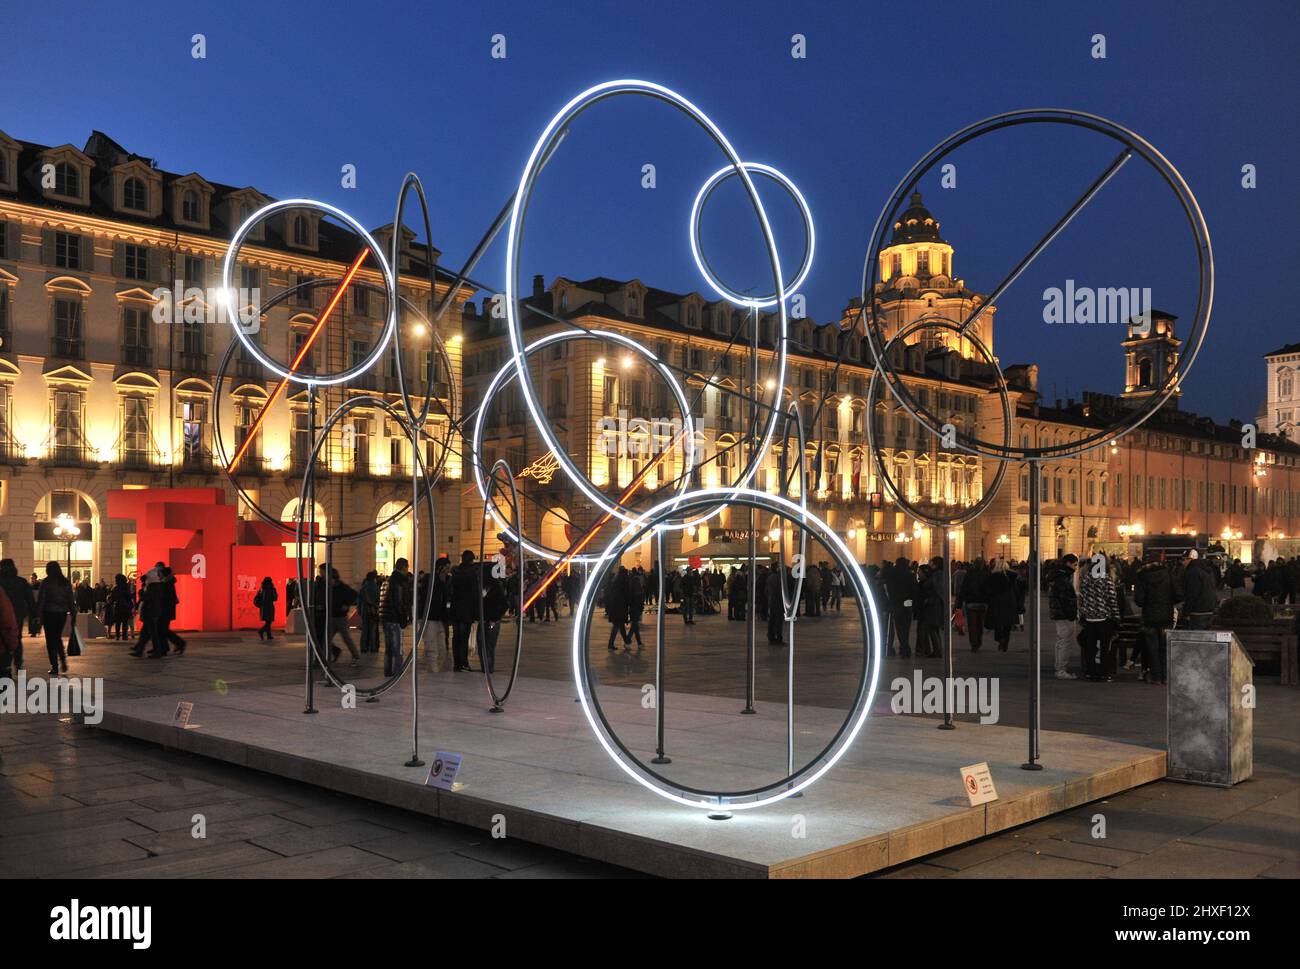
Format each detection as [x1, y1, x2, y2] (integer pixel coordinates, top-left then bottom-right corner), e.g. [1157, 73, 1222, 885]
[572, 487, 884, 811]
[865, 316, 1012, 528]
[469, 328, 698, 559]
[775, 401, 808, 621]
[211, 290, 455, 537]
[390, 172, 455, 430]
[222, 199, 398, 386]
[689, 161, 814, 308]
[505, 79, 790, 524]
[861, 109, 1212, 462]
[291, 392, 439, 699]
[478, 460, 524, 711]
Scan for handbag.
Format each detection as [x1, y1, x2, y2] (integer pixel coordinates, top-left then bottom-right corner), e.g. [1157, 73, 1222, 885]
[953, 608, 966, 635]
[66, 622, 83, 657]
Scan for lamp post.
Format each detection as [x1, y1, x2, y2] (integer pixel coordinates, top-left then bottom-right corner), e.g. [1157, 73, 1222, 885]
[53, 513, 80, 644]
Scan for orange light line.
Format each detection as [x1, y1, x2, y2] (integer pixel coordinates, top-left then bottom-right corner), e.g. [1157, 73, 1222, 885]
[227, 249, 369, 473]
[522, 428, 687, 610]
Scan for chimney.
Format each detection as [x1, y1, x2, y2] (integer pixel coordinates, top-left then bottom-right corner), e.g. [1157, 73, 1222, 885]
[532, 274, 544, 299]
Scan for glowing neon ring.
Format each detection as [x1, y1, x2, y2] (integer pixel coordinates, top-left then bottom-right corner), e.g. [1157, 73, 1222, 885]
[865, 315, 1011, 528]
[470, 329, 697, 560]
[222, 198, 398, 386]
[861, 109, 1212, 462]
[292, 393, 439, 699]
[689, 162, 814, 308]
[506, 79, 789, 524]
[478, 460, 524, 709]
[573, 487, 883, 811]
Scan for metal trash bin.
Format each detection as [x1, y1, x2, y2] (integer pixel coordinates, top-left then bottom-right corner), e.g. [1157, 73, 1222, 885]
[1167, 629, 1254, 786]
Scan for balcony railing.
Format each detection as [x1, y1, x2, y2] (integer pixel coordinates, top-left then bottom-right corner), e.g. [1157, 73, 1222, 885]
[235, 357, 265, 381]
[117, 450, 165, 471]
[47, 443, 94, 466]
[0, 440, 26, 464]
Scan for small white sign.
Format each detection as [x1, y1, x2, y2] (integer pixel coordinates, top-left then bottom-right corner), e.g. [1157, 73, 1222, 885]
[426, 752, 463, 790]
[173, 701, 194, 727]
[959, 761, 998, 806]
[1215, 631, 1232, 643]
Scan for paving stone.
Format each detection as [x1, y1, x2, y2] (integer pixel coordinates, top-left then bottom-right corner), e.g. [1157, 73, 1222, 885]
[248, 818, 405, 857]
[216, 844, 397, 878]
[126, 796, 301, 833]
[1110, 841, 1281, 878]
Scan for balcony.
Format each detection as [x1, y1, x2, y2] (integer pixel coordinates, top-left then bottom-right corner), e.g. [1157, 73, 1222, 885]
[50, 338, 84, 360]
[117, 450, 165, 471]
[176, 450, 216, 474]
[0, 440, 27, 464]
[46, 444, 95, 467]
[235, 357, 265, 381]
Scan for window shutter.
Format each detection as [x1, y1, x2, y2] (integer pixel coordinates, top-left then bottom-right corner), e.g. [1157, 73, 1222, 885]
[82, 234, 95, 272]
[112, 241, 125, 279]
[148, 246, 164, 284]
[41, 228, 53, 266]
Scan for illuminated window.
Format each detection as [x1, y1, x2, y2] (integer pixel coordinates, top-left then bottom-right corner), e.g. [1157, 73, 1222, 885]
[53, 162, 80, 198]
[123, 177, 147, 211]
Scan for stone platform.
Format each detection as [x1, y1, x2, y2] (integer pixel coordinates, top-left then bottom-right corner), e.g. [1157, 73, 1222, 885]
[91, 673, 1166, 878]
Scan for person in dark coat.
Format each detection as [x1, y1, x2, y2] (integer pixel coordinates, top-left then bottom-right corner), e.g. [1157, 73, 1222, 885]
[358, 571, 380, 653]
[0, 558, 36, 671]
[914, 564, 943, 658]
[626, 568, 646, 648]
[255, 576, 278, 640]
[605, 567, 631, 650]
[1180, 551, 1217, 629]
[765, 565, 786, 644]
[985, 558, 1020, 653]
[153, 567, 185, 657]
[108, 573, 136, 640]
[479, 562, 508, 674]
[379, 558, 413, 676]
[131, 567, 163, 658]
[35, 561, 74, 674]
[448, 550, 480, 672]
[958, 558, 991, 651]
[1134, 558, 1183, 684]
[884, 557, 918, 657]
[432, 558, 452, 651]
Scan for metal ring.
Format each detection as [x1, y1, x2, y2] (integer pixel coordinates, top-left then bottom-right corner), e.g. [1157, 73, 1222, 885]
[504, 80, 790, 523]
[865, 315, 1011, 528]
[860, 109, 1212, 462]
[689, 162, 814, 308]
[572, 487, 883, 811]
[478, 460, 525, 709]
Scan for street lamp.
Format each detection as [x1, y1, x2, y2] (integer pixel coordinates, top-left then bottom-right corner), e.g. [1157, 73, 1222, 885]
[53, 513, 80, 644]
[384, 523, 401, 572]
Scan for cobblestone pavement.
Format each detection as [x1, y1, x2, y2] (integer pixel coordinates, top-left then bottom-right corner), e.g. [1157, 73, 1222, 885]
[1, 601, 1296, 878]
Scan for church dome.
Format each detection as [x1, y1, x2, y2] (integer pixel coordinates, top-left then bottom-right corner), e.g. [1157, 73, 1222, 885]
[891, 192, 945, 244]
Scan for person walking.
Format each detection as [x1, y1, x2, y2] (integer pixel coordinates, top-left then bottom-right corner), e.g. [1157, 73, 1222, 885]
[0, 558, 36, 672]
[448, 550, 480, 672]
[36, 561, 74, 675]
[958, 558, 990, 652]
[358, 571, 380, 653]
[604, 567, 631, 650]
[255, 576, 277, 640]
[626, 567, 646, 649]
[326, 568, 360, 666]
[131, 567, 163, 658]
[1048, 554, 1079, 679]
[681, 568, 697, 625]
[986, 558, 1020, 653]
[153, 566, 185, 656]
[379, 557, 414, 677]
[765, 565, 786, 645]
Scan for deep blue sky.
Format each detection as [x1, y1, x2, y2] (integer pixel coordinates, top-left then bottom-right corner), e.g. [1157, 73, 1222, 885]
[4, 0, 1295, 424]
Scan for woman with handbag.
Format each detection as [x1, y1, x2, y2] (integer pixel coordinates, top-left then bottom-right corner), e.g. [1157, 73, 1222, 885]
[35, 561, 74, 675]
[255, 576, 277, 640]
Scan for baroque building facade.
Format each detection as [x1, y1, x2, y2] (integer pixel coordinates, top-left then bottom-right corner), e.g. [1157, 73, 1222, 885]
[0, 130, 468, 583]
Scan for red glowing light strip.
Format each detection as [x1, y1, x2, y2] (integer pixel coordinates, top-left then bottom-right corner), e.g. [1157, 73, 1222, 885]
[226, 249, 369, 473]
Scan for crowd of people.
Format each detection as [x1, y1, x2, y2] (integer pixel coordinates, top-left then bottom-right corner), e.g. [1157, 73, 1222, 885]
[2, 539, 1294, 691]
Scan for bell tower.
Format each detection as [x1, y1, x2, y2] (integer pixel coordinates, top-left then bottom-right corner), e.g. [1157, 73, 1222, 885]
[1121, 309, 1181, 406]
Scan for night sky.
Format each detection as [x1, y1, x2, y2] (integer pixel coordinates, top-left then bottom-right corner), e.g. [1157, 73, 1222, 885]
[4, 0, 1295, 424]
